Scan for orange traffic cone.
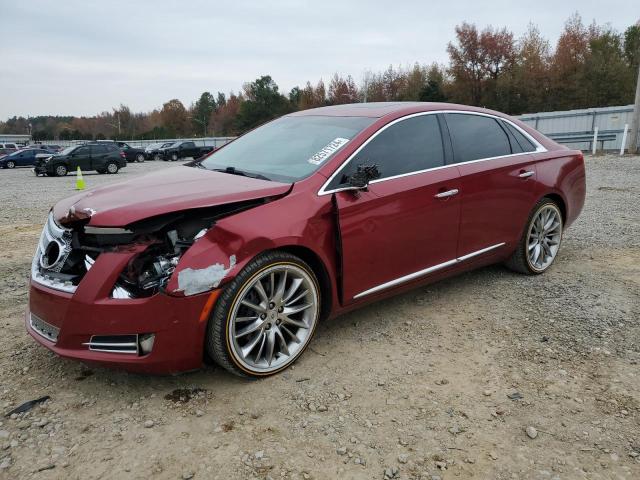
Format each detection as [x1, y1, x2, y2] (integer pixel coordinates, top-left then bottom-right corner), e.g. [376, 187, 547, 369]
[76, 167, 85, 190]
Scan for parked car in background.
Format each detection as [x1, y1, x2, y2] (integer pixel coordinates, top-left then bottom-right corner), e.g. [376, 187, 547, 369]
[1, 147, 56, 169]
[159, 141, 214, 161]
[32, 144, 63, 153]
[26, 102, 585, 377]
[116, 141, 147, 163]
[0, 143, 19, 157]
[34, 142, 127, 176]
[145, 142, 174, 160]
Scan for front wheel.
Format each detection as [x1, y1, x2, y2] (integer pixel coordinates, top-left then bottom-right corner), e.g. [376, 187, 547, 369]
[506, 199, 563, 274]
[55, 164, 68, 176]
[171, 153, 178, 161]
[135, 153, 145, 163]
[6, 160, 16, 169]
[206, 251, 321, 378]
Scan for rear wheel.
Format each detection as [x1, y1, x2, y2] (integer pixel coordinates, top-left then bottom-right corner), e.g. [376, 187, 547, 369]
[55, 164, 68, 177]
[207, 251, 321, 378]
[6, 160, 15, 169]
[105, 162, 119, 174]
[135, 153, 145, 163]
[506, 198, 563, 274]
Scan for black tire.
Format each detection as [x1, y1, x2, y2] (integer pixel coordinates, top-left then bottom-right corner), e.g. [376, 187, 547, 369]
[55, 164, 68, 177]
[206, 251, 321, 378]
[6, 160, 15, 169]
[171, 153, 178, 161]
[154, 154, 161, 161]
[105, 161, 119, 174]
[136, 153, 145, 163]
[505, 198, 563, 275]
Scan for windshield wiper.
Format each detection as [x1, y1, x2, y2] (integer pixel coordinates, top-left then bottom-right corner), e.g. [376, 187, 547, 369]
[212, 166, 271, 181]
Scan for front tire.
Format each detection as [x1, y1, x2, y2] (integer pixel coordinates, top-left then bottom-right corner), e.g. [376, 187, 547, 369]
[135, 153, 145, 163]
[6, 160, 15, 169]
[206, 251, 321, 378]
[506, 198, 563, 274]
[171, 153, 178, 161]
[55, 164, 68, 176]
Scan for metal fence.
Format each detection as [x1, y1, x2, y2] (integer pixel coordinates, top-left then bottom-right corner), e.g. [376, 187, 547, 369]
[33, 137, 236, 150]
[515, 104, 636, 152]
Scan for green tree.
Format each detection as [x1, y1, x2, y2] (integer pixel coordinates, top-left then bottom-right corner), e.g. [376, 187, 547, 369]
[235, 76, 290, 131]
[192, 91, 215, 136]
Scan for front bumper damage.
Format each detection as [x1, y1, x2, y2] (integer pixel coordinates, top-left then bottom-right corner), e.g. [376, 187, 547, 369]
[27, 214, 214, 374]
[27, 255, 213, 374]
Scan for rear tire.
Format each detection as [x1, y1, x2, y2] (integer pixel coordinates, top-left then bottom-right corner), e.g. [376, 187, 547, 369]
[206, 251, 321, 378]
[506, 198, 563, 275]
[105, 162, 119, 174]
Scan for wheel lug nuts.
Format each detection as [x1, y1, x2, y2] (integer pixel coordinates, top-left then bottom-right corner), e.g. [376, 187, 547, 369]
[269, 302, 275, 309]
[260, 313, 267, 319]
[278, 306, 284, 313]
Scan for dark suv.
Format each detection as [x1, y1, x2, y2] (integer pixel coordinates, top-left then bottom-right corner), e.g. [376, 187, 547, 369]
[34, 143, 127, 176]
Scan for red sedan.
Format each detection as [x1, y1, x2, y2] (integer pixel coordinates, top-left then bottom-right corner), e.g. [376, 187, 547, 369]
[27, 102, 585, 377]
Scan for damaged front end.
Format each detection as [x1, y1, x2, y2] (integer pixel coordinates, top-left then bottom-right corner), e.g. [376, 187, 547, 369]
[33, 201, 260, 299]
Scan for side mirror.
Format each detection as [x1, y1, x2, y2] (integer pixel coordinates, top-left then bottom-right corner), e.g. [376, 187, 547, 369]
[347, 164, 380, 190]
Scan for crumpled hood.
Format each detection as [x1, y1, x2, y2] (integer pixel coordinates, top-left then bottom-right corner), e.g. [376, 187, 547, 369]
[53, 166, 291, 227]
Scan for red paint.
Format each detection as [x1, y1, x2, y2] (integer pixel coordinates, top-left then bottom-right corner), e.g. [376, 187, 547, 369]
[28, 103, 585, 374]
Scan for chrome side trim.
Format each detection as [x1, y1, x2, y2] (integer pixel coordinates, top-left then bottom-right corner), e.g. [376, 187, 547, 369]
[353, 242, 506, 299]
[318, 110, 546, 196]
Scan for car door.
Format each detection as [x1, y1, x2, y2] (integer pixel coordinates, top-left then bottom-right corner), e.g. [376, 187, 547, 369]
[70, 146, 92, 170]
[326, 113, 461, 303]
[14, 151, 28, 166]
[442, 113, 540, 258]
[182, 142, 196, 158]
[90, 144, 109, 169]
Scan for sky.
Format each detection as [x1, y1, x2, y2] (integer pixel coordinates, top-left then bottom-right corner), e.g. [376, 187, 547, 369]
[0, 0, 636, 120]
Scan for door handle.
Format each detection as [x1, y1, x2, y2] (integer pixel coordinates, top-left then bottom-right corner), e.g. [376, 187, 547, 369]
[518, 170, 534, 178]
[434, 189, 459, 199]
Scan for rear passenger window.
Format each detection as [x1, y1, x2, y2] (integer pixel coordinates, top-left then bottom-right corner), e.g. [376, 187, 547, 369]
[445, 113, 511, 163]
[331, 114, 445, 187]
[503, 122, 536, 152]
[183, 142, 195, 148]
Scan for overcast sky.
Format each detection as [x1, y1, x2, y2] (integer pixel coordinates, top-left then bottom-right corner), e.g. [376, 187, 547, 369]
[0, 0, 635, 120]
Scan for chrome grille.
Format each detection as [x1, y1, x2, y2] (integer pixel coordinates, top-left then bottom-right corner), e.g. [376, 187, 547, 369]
[29, 313, 60, 343]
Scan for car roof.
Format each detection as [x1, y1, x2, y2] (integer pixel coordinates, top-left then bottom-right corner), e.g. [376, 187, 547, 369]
[287, 101, 512, 119]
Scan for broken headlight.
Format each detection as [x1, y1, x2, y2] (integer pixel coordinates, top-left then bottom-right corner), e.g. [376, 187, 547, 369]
[113, 251, 180, 299]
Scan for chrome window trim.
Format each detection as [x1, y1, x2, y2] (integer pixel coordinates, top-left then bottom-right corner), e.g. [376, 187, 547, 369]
[318, 110, 546, 196]
[353, 242, 505, 299]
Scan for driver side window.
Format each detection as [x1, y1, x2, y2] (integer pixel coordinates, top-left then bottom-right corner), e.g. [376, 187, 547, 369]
[328, 114, 445, 189]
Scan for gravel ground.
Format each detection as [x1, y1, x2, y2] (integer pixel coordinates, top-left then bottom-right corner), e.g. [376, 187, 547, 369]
[0, 155, 638, 480]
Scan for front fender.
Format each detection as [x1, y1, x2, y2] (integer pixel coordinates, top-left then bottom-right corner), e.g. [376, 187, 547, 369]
[165, 188, 338, 299]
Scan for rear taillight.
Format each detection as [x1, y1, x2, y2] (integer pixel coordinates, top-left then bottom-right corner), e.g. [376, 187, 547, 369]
[120, 152, 126, 159]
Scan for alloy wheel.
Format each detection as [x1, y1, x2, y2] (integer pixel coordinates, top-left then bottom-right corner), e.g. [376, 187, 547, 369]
[7, 161, 15, 169]
[228, 264, 319, 373]
[527, 204, 562, 271]
[106, 162, 118, 174]
[136, 153, 145, 162]
[55, 165, 67, 176]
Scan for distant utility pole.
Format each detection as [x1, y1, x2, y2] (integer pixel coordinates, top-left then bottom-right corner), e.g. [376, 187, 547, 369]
[629, 61, 640, 155]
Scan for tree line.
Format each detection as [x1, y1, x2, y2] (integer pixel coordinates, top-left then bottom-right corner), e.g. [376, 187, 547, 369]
[2, 14, 638, 141]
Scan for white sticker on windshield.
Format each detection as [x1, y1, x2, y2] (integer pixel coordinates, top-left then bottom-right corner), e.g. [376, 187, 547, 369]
[308, 137, 350, 165]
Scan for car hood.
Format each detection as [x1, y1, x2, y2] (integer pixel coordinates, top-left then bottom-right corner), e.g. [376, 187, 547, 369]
[53, 166, 292, 227]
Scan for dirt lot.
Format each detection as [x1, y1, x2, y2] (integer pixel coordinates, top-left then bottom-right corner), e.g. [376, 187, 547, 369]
[0, 155, 638, 480]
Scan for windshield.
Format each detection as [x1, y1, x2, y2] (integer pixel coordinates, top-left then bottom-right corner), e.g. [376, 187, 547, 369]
[199, 115, 375, 182]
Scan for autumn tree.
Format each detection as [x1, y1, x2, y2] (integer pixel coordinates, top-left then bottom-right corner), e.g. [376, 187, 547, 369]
[447, 22, 485, 104]
[511, 24, 551, 113]
[211, 93, 242, 136]
[160, 99, 189, 136]
[328, 74, 359, 104]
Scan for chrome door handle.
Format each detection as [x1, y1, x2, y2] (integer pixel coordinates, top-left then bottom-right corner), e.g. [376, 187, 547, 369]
[518, 171, 534, 178]
[434, 189, 459, 199]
